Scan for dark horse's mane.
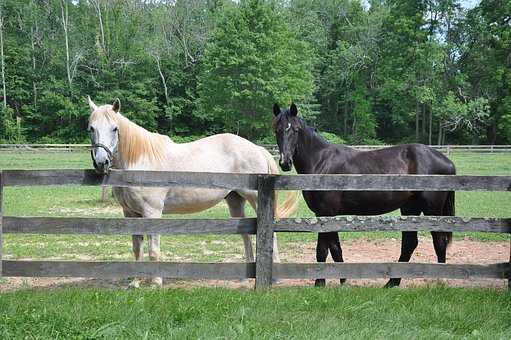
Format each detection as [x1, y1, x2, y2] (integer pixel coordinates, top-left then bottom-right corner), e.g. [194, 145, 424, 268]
[275, 110, 337, 150]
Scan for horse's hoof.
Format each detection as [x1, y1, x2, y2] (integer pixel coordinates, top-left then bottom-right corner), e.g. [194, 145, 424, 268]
[149, 277, 163, 288]
[127, 279, 141, 289]
[384, 279, 400, 288]
[315, 279, 326, 287]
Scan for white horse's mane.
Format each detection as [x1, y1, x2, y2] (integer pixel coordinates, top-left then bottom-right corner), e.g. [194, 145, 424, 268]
[90, 105, 170, 166]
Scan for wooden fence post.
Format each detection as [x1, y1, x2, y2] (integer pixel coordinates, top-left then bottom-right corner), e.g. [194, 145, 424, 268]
[255, 174, 276, 290]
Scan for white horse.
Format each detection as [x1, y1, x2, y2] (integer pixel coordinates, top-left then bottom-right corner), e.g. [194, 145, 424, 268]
[87, 97, 298, 287]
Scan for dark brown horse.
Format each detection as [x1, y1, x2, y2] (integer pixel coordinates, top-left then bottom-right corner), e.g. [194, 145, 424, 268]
[272, 103, 456, 287]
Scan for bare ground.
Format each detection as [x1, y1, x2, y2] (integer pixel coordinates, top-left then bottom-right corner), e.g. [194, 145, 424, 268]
[1, 237, 509, 292]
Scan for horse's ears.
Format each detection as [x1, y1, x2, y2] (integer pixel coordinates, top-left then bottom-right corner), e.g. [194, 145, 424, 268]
[112, 98, 121, 113]
[273, 103, 281, 116]
[87, 96, 97, 111]
[290, 103, 298, 116]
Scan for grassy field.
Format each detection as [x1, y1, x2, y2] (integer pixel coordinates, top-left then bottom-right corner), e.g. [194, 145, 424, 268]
[1, 151, 509, 339]
[0, 286, 509, 339]
[0, 151, 510, 261]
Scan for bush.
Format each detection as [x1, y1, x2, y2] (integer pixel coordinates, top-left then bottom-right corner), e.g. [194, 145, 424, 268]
[320, 132, 346, 144]
[0, 107, 26, 143]
[171, 135, 209, 144]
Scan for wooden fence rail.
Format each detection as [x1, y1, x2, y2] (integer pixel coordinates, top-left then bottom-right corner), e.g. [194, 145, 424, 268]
[1, 144, 511, 155]
[0, 170, 509, 290]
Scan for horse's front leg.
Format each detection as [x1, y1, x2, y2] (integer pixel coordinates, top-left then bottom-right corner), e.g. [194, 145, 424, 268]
[129, 234, 144, 288]
[315, 233, 330, 286]
[148, 234, 162, 287]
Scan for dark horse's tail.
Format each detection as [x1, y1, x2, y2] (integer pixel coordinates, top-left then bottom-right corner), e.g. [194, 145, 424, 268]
[443, 191, 455, 248]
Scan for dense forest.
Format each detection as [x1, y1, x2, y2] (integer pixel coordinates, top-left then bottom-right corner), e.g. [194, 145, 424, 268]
[0, 0, 509, 145]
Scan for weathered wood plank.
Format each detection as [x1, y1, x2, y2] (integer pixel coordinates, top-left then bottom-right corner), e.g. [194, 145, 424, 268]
[3, 169, 102, 186]
[274, 216, 511, 233]
[4, 170, 511, 192]
[2, 169, 258, 189]
[274, 174, 511, 191]
[2, 261, 255, 279]
[255, 175, 276, 290]
[3, 216, 257, 235]
[273, 262, 511, 280]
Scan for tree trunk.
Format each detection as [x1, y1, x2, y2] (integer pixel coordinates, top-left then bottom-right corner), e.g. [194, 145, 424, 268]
[428, 106, 432, 145]
[60, 0, 72, 89]
[31, 25, 37, 106]
[0, 12, 6, 110]
[415, 101, 420, 142]
[421, 104, 426, 142]
[437, 121, 442, 145]
[92, 0, 106, 56]
[154, 54, 169, 106]
[343, 99, 348, 137]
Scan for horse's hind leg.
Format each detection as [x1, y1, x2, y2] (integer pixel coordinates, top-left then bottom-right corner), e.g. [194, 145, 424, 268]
[226, 192, 254, 263]
[385, 200, 421, 288]
[315, 232, 331, 287]
[424, 192, 453, 264]
[238, 191, 281, 264]
[147, 234, 162, 287]
[328, 232, 346, 285]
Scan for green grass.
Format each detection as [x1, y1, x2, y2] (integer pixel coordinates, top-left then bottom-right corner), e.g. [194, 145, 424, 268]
[0, 286, 509, 339]
[0, 152, 509, 339]
[0, 151, 509, 261]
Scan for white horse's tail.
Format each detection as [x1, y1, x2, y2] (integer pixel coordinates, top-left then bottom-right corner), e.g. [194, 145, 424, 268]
[262, 148, 299, 219]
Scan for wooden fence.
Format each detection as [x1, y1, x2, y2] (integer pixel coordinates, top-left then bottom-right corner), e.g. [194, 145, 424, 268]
[260, 144, 511, 156]
[0, 170, 510, 290]
[2, 144, 511, 155]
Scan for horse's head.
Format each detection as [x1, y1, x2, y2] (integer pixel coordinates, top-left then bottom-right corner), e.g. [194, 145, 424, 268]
[272, 103, 301, 172]
[87, 97, 121, 174]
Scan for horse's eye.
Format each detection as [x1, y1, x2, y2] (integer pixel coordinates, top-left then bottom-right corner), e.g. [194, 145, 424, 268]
[88, 126, 94, 132]
[113, 127, 118, 132]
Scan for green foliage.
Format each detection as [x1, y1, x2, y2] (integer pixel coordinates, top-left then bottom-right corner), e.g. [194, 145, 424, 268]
[319, 131, 346, 144]
[198, 0, 314, 138]
[0, 0, 507, 144]
[0, 107, 25, 143]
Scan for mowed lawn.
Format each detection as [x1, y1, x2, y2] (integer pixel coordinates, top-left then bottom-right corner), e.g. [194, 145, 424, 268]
[0, 150, 510, 261]
[0, 286, 510, 339]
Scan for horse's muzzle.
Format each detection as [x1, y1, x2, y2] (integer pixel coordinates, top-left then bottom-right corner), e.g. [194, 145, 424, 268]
[279, 159, 293, 172]
[93, 159, 111, 174]
[91, 147, 112, 174]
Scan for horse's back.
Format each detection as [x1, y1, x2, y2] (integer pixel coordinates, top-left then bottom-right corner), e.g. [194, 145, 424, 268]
[171, 133, 270, 174]
[329, 143, 455, 175]
[303, 143, 455, 216]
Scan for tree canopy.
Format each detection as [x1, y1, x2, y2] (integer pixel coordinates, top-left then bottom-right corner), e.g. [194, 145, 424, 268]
[0, 0, 508, 145]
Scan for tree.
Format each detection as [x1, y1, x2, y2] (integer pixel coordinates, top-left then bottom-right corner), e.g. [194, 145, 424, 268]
[198, 0, 314, 138]
[459, 0, 511, 143]
[0, 3, 6, 110]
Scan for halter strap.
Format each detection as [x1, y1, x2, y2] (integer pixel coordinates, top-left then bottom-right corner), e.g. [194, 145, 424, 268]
[91, 142, 114, 160]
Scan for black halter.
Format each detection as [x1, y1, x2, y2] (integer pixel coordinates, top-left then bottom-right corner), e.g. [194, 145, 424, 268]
[91, 142, 114, 170]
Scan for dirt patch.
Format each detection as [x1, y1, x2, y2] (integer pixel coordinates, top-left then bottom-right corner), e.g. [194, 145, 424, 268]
[1, 238, 509, 292]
